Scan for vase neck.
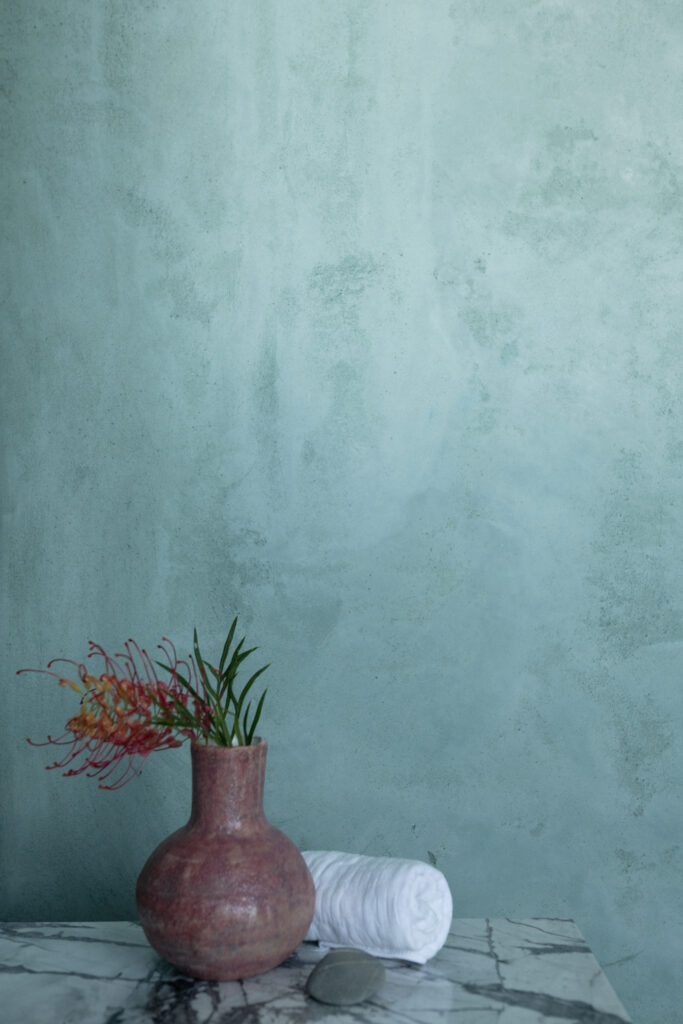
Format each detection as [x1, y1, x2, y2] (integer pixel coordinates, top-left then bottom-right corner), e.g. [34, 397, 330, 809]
[189, 741, 267, 832]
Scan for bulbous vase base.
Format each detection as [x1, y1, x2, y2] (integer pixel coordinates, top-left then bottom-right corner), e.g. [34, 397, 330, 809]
[136, 741, 315, 981]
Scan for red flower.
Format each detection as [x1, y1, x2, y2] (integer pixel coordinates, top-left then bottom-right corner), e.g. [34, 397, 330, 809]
[18, 639, 209, 790]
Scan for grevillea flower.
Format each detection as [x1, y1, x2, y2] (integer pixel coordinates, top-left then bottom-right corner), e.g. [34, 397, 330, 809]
[18, 639, 214, 790]
[19, 620, 268, 789]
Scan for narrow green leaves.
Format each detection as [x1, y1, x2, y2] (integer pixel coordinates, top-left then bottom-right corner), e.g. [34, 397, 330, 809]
[219, 618, 238, 676]
[244, 689, 268, 744]
[163, 620, 269, 747]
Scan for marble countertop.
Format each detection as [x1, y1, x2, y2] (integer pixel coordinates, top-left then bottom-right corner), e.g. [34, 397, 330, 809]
[0, 917, 633, 1023]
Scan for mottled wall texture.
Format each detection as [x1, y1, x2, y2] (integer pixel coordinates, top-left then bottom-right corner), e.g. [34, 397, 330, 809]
[2, 1, 683, 1020]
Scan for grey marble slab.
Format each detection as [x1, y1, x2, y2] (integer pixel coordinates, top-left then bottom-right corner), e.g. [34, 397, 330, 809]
[0, 918, 633, 1023]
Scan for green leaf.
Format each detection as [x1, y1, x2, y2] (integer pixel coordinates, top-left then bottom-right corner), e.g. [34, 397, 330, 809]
[219, 642, 258, 704]
[235, 645, 258, 666]
[150, 717, 191, 738]
[164, 693, 203, 730]
[218, 618, 238, 676]
[245, 689, 267, 744]
[154, 660, 188, 685]
[153, 660, 203, 706]
[193, 627, 206, 678]
[207, 693, 232, 746]
[233, 664, 269, 721]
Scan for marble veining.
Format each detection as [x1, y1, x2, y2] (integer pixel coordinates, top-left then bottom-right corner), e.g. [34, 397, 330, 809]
[0, 918, 633, 1023]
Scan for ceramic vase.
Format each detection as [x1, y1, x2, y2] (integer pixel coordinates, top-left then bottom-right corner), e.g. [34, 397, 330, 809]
[136, 739, 315, 980]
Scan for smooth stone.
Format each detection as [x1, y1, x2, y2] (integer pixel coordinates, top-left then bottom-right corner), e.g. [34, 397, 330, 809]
[305, 947, 386, 1005]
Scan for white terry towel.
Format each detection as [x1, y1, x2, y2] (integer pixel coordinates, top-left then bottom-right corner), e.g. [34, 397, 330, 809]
[302, 850, 453, 963]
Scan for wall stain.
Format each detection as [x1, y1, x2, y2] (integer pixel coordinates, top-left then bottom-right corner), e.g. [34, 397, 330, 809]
[309, 253, 380, 306]
[614, 696, 674, 817]
[588, 449, 681, 659]
[434, 260, 524, 368]
[115, 185, 228, 324]
[252, 332, 283, 498]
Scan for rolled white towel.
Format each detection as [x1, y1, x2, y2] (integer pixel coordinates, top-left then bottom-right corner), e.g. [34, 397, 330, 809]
[302, 850, 452, 963]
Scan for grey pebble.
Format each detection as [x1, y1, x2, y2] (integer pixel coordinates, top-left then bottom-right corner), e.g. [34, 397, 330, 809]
[305, 947, 386, 1006]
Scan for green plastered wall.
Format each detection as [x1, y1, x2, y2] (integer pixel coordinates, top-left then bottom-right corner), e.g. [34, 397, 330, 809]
[2, 1, 682, 1019]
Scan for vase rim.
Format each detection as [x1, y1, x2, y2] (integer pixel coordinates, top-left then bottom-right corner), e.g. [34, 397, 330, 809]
[190, 737, 265, 750]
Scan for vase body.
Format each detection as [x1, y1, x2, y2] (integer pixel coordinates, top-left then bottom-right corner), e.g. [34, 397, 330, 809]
[136, 739, 315, 981]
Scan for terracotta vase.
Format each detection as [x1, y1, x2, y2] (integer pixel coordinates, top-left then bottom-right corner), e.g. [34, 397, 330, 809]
[136, 739, 315, 981]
